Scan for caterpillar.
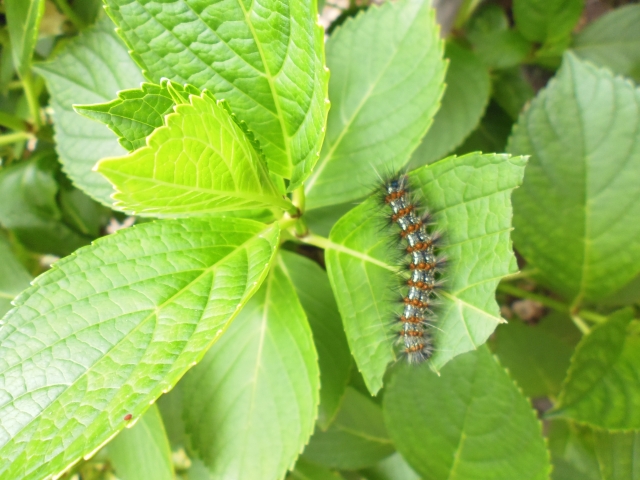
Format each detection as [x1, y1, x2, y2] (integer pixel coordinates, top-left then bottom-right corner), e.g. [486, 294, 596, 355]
[383, 175, 444, 364]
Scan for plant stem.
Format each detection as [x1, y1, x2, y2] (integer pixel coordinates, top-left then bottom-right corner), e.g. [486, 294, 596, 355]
[571, 315, 591, 335]
[498, 283, 607, 328]
[52, 0, 87, 30]
[21, 72, 41, 130]
[0, 131, 33, 146]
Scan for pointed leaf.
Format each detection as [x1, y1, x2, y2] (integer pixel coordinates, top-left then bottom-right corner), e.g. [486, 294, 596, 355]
[554, 309, 640, 430]
[103, 0, 329, 189]
[509, 54, 640, 303]
[383, 347, 550, 480]
[409, 42, 491, 168]
[4, 0, 45, 75]
[304, 0, 446, 209]
[280, 251, 352, 429]
[572, 4, 640, 83]
[182, 261, 319, 480]
[326, 153, 526, 393]
[0, 217, 279, 480]
[303, 388, 394, 470]
[35, 15, 145, 206]
[107, 404, 173, 480]
[98, 92, 293, 217]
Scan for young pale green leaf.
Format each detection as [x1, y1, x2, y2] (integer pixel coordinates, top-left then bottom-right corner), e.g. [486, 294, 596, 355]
[304, 0, 446, 209]
[280, 251, 352, 429]
[553, 309, 640, 430]
[0, 238, 31, 318]
[360, 453, 421, 480]
[326, 153, 526, 394]
[103, 0, 329, 190]
[492, 312, 580, 398]
[107, 404, 173, 480]
[303, 388, 395, 470]
[4, 0, 44, 75]
[409, 42, 491, 168]
[383, 347, 550, 480]
[98, 92, 293, 217]
[0, 217, 279, 480]
[76, 82, 178, 152]
[35, 15, 145, 206]
[0, 151, 93, 256]
[572, 4, 640, 83]
[182, 261, 319, 480]
[513, 0, 583, 43]
[509, 53, 640, 303]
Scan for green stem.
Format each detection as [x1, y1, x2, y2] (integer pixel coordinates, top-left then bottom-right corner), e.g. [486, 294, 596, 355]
[0, 131, 33, 146]
[52, 0, 87, 30]
[21, 72, 41, 129]
[571, 315, 591, 335]
[497, 283, 607, 328]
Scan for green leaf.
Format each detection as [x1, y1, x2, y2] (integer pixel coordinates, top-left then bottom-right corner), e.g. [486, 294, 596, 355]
[508, 53, 640, 303]
[409, 42, 491, 168]
[103, 0, 329, 190]
[0, 217, 279, 480]
[383, 347, 550, 480]
[0, 237, 31, 318]
[455, 102, 514, 155]
[592, 428, 640, 479]
[467, 5, 532, 70]
[4, 0, 45, 75]
[35, 15, 145, 206]
[572, 4, 640, 83]
[360, 453, 421, 480]
[107, 404, 173, 480]
[76, 82, 177, 152]
[513, 0, 583, 43]
[326, 152, 526, 393]
[491, 68, 535, 120]
[97, 92, 293, 217]
[288, 457, 345, 480]
[304, 0, 446, 209]
[0, 151, 94, 256]
[548, 420, 601, 480]
[280, 251, 352, 429]
[492, 312, 580, 398]
[182, 261, 319, 480]
[553, 309, 640, 431]
[303, 388, 394, 470]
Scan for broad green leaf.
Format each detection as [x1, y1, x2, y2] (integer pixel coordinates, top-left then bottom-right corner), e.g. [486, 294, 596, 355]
[360, 453, 421, 480]
[508, 53, 640, 303]
[553, 309, 640, 430]
[572, 4, 640, 83]
[326, 153, 526, 393]
[304, 0, 446, 209]
[98, 92, 292, 217]
[288, 457, 345, 480]
[280, 251, 351, 429]
[383, 347, 550, 480]
[4, 0, 45, 75]
[182, 261, 319, 480]
[0, 151, 94, 256]
[455, 102, 514, 155]
[303, 388, 394, 470]
[0, 237, 31, 318]
[103, 0, 329, 190]
[35, 15, 145, 206]
[492, 312, 580, 398]
[467, 5, 532, 70]
[513, 0, 583, 43]
[409, 42, 491, 168]
[0, 217, 279, 480]
[492, 68, 535, 120]
[76, 82, 178, 152]
[107, 404, 173, 480]
[548, 420, 601, 480]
